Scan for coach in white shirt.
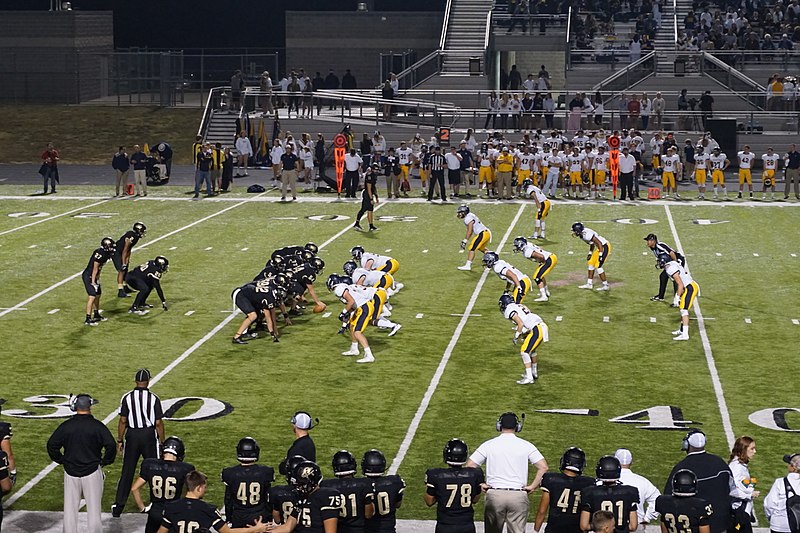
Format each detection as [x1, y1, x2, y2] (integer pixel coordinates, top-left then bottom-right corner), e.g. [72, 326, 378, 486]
[466, 412, 548, 533]
[343, 149, 363, 198]
[615, 449, 660, 529]
[618, 146, 638, 200]
[764, 453, 800, 533]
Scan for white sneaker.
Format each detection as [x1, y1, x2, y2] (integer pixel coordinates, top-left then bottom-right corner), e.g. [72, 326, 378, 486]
[341, 349, 359, 356]
[516, 376, 536, 385]
[672, 329, 683, 335]
[356, 355, 375, 363]
[533, 295, 549, 302]
[388, 324, 402, 337]
[673, 333, 689, 341]
[596, 285, 609, 291]
[545, 289, 551, 296]
[457, 264, 471, 271]
[394, 282, 404, 291]
[578, 283, 593, 289]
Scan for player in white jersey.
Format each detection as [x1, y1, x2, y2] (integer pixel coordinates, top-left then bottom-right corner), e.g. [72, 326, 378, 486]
[513, 236, 558, 301]
[592, 146, 610, 198]
[708, 147, 730, 199]
[482, 251, 533, 304]
[661, 147, 682, 198]
[516, 145, 537, 196]
[521, 178, 550, 239]
[566, 148, 585, 198]
[350, 246, 400, 275]
[572, 131, 589, 150]
[737, 145, 755, 199]
[499, 294, 549, 384]
[571, 222, 611, 291]
[396, 141, 414, 195]
[693, 148, 710, 200]
[761, 147, 780, 200]
[456, 204, 492, 271]
[656, 253, 699, 341]
[343, 260, 403, 298]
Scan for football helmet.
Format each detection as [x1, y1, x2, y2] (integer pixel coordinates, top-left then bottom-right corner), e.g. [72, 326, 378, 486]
[350, 246, 365, 260]
[482, 251, 499, 269]
[559, 447, 586, 474]
[101, 237, 115, 252]
[271, 254, 286, 270]
[513, 236, 528, 253]
[310, 257, 325, 274]
[162, 436, 186, 462]
[280, 454, 307, 479]
[361, 449, 387, 477]
[326, 274, 342, 291]
[498, 293, 514, 313]
[339, 275, 353, 285]
[291, 461, 323, 497]
[595, 455, 621, 481]
[571, 222, 585, 237]
[672, 469, 698, 496]
[154, 256, 169, 272]
[236, 437, 260, 463]
[343, 261, 357, 276]
[332, 450, 357, 476]
[305, 242, 319, 255]
[764, 177, 773, 187]
[521, 178, 533, 190]
[456, 205, 470, 219]
[657, 252, 671, 269]
[300, 249, 315, 262]
[443, 438, 469, 466]
[133, 222, 147, 237]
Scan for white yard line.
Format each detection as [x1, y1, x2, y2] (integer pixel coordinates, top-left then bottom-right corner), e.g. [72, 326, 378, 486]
[664, 205, 736, 448]
[0, 199, 110, 237]
[0, 194, 266, 319]
[388, 204, 526, 476]
[3, 196, 366, 508]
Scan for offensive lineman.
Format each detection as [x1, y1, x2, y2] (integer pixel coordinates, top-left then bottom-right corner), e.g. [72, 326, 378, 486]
[522, 178, 550, 240]
[499, 294, 549, 385]
[655, 470, 713, 533]
[320, 450, 375, 533]
[456, 205, 492, 271]
[125, 256, 169, 315]
[350, 246, 400, 275]
[571, 222, 611, 291]
[513, 236, 557, 302]
[115, 222, 147, 298]
[579, 456, 639, 533]
[222, 437, 275, 529]
[644, 234, 685, 305]
[83, 236, 116, 326]
[657, 253, 700, 341]
[362, 450, 406, 533]
[424, 439, 484, 533]
[482, 252, 532, 304]
[534, 447, 595, 533]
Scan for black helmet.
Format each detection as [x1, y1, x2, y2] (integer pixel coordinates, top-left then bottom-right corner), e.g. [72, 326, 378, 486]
[133, 221, 147, 237]
[443, 438, 469, 466]
[162, 436, 186, 462]
[236, 437, 260, 463]
[571, 222, 585, 236]
[595, 455, 621, 481]
[350, 246, 365, 260]
[672, 469, 698, 496]
[560, 447, 586, 474]
[291, 461, 323, 497]
[361, 449, 387, 477]
[499, 293, 514, 313]
[155, 255, 169, 272]
[513, 236, 528, 253]
[343, 261, 357, 276]
[281, 454, 307, 480]
[657, 252, 671, 269]
[332, 450, 357, 476]
[101, 237, 115, 252]
[305, 242, 319, 255]
[310, 257, 325, 274]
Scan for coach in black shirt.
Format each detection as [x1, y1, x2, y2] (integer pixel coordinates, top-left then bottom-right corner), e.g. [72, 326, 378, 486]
[47, 393, 116, 533]
[112, 368, 165, 516]
[280, 411, 317, 476]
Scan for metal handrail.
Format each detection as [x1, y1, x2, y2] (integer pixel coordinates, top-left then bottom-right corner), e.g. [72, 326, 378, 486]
[702, 52, 766, 92]
[566, 5, 572, 45]
[197, 86, 225, 138]
[591, 51, 656, 93]
[672, 0, 678, 49]
[439, 0, 453, 50]
[484, 10, 492, 50]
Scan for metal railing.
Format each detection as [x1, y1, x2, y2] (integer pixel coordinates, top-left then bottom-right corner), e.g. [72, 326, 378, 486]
[439, 0, 454, 50]
[393, 50, 441, 90]
[197, 86, 226, 139]
[701, 52, 767, 110]
[484, 10, 493, 50]
[591, 52, 656, 93]
[491, 13, 569, 35]
[672, 0, 678, 49]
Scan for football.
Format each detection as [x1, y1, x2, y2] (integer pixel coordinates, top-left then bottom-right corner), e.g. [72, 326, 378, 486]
[313, 302, 327, 313]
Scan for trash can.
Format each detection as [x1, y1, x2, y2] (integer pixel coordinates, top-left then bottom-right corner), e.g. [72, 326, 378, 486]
[469, 57, 481, 75]
[674, 58, 686, 76]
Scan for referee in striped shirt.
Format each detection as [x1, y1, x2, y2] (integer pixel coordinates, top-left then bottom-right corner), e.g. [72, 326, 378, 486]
[427, 146, 447, 202]
[644, 233, 685, 303]
[111, 368, 165, 517]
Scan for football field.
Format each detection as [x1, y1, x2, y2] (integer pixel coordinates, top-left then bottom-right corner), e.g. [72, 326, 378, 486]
[1, 185, 799, 522]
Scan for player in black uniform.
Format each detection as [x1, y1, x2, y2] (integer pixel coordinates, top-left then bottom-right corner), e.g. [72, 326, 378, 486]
[320, 450, 375, 533]
[270, 455, 306, 524]
[0, 448, 10, 529]
[424, 438, 484, 533]
[231, 279, 284, 344]
[656, 470, 713, 533]
[115, 222, 147, 297]
[272, 243, 319, 264]
[222, 437, 275, 528]
[284, 258, 326, 313]
[83, 236, 115, 326]
[362, 449, 405, 533]
[0, 399, 15, 488]
[131, 436, 195, 533]
[535, 447, 595, 533]
[269, 461, 343, 533]
[125, 256, 169, 315]
[579, 456, 639, 533]
[354, 163, 380, 232]
[157, 470, 268, 533]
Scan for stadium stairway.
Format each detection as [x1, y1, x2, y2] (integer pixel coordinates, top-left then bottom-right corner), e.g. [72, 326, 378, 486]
[441, 0, 493, 74]
[204, 110, 239, 148]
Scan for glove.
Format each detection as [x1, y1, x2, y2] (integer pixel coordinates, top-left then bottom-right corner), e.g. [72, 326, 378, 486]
[91, 283, 100, 291]
[598, 255, 604, 263]
[513, 332, 521, 345]
[162, 301, 168, 311]
[586, 254, 592, 261]
[141, 503, 152, 514]
[460, 239, 467, 250]
[9, 470, 16, 486]
[338, 310, 350, 322]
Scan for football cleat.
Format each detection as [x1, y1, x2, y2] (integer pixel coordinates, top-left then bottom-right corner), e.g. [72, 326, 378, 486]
[381, 308, 392, 317]
[356, 354, 375, 363]
[388, 324, 402, 337]
[232, 337, 248, 345]
[394, 282, 404, 291]
[516, 376, 536, 385]
[118, 289, 130, 298]
[457, 264, 471, 271]
[84, 318, 98, 327]
[578, 283, 593, 289]
[93, 314, 108, 322]
[673, 333, 689, 341]
[650, 295, 664, 301]
[341, 349, 359, 356]
[596, 285, 609, 291]
[533, 295, 549, 302]
[672, 329, 683, 335]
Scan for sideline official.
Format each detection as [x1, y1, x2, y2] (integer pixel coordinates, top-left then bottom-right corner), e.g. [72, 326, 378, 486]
[46, 393, 116, 533]
[112, 368, 165, 516]
[466, 412, 548, 533]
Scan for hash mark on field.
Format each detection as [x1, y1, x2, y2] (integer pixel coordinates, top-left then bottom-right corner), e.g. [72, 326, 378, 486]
[28, 244, 37, 248]
[753, 253, 759, 257]
[422, 249, 428, 253]
[744, 317, 752, 324]
[48, 309, 60, 314]
[322, 312, 332, 318]
[642, 252, 648, 256]
[241, 247, 249, 251]
[556, 315, 563, 321]
[603, 316, 610, 322]
[63, 245, 72, 249]
[169, 246, 177, 250]
[385, 249, 392, 253]
[792, 253, 797, 257]
[184, 310, 195, 316]
[793, 319, 800, 325]
[204, 247, 213, 251]
[650, 317, 657, 323]
[716, 252, 722, 257]
[568, 251, 574, 255]
[416, 313, 424, 319]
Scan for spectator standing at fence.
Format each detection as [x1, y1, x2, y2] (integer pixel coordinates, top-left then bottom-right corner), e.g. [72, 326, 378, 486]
[235, 130, 253, 177]
[259, 71, 274, 117]
[630, 35, 642, 62]
[485, 91, 499, 130]
[112, 146, 130, 197]
[131, 145, 148, 197]
[325, 70, 339, 110]
[640, 93, 652, 131]
[40, 142, 60, 194]
[769, 76, 784, 110]
[508, 65, 523, 90]
[652, 92, 666, 129]
[316, 134, 328, 185]
[311, 71, 325, 115]
[231, 70, 244, 112]
[382, 80, 394, 121]
[627, 94, 641, 130]
[699, 91, 714, 130]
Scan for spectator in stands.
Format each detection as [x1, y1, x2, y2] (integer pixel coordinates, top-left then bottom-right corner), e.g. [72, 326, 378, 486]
[630, 34, 642, 62]
[301, 76, 313, 118]
[568, 94, 583, 132]
[593, 92, 604, 126]
[235, 130, 253, 178]
[325, 69, 339, 110]
[259, 72, 274, 117]
[499, 93, 511, 131]
[230, 70, 244, 112]
[511, 94, 522, 131]
[508, 65, 523, 90]
[389, 72, 399, 97]
[618, 93, 629, 129]
[640, 93, 652, 131]
[521, 93, 534, 130]
[652, 92, 666, 129]
[685, 10, 696, 31]
[311, 72, 325, 115]
[523, 74, 536, 93]
[532, 93, 544, 129]
[381, 80, 394, 121]
[538, 64, 550, 81]
[769, 76, 784, 110]
[763, 33, 777, 50]
[699, 90, 714, 129]
[543, 93, 555, 129]
[342, 69, 357, 90]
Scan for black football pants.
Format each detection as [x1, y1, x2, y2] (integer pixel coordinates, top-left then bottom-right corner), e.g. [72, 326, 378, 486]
[114, 427, 159, 511]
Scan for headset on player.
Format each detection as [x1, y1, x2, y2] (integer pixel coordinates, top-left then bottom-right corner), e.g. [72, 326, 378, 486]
[496, 412, 525, 432]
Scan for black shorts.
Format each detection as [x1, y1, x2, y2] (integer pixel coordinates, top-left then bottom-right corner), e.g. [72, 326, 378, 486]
[448, 169, 462, 185]
[124, 273, 148, 292]
[112, 252, 127, 273]
[233, 288, 257, 315]
[229, 510, 267, 529]
[436, 523, 476, 533]
[360, 194, 374, 212]
[82, 273, 101, 296]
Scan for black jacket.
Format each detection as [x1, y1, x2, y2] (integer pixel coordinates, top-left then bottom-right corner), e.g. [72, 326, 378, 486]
[664, 451, 733, 533]
[46, 413, 116, 477]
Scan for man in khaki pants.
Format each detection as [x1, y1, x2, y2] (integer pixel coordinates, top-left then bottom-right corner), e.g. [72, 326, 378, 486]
[280, 145, 301, 201]
[130, 145, 148, 197]
[466, 412, 548, 533]
[495, 146, 515, 199]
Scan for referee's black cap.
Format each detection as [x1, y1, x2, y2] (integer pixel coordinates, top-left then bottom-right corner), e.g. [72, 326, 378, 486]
[644, 233, 658, 241]
[135, 368, 152, 382]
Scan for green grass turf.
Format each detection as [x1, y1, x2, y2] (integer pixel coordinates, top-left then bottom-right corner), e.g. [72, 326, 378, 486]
[0, 188, 798, 521]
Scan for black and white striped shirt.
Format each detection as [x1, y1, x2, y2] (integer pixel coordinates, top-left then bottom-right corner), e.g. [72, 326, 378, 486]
[652, 241, 685, 264]
[429, 154, 446, 172]
[119, 387, 163, 430]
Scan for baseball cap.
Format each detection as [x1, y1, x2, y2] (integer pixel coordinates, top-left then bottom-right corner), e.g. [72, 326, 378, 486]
[135, 368, 151, 382]
[784, 453, 800, 468]
[687, 432, 707, 448]
[73, 394, 98, 410]
[292, 412, 313, 430]
[614, 448, 633, 465]
[499, 412, 518, 430]
[644, 233, 658, 241]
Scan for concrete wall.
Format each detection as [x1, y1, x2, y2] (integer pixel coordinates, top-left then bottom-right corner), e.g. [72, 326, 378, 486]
[0, 11, 113, 103]
[285, 11, 444, 88]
